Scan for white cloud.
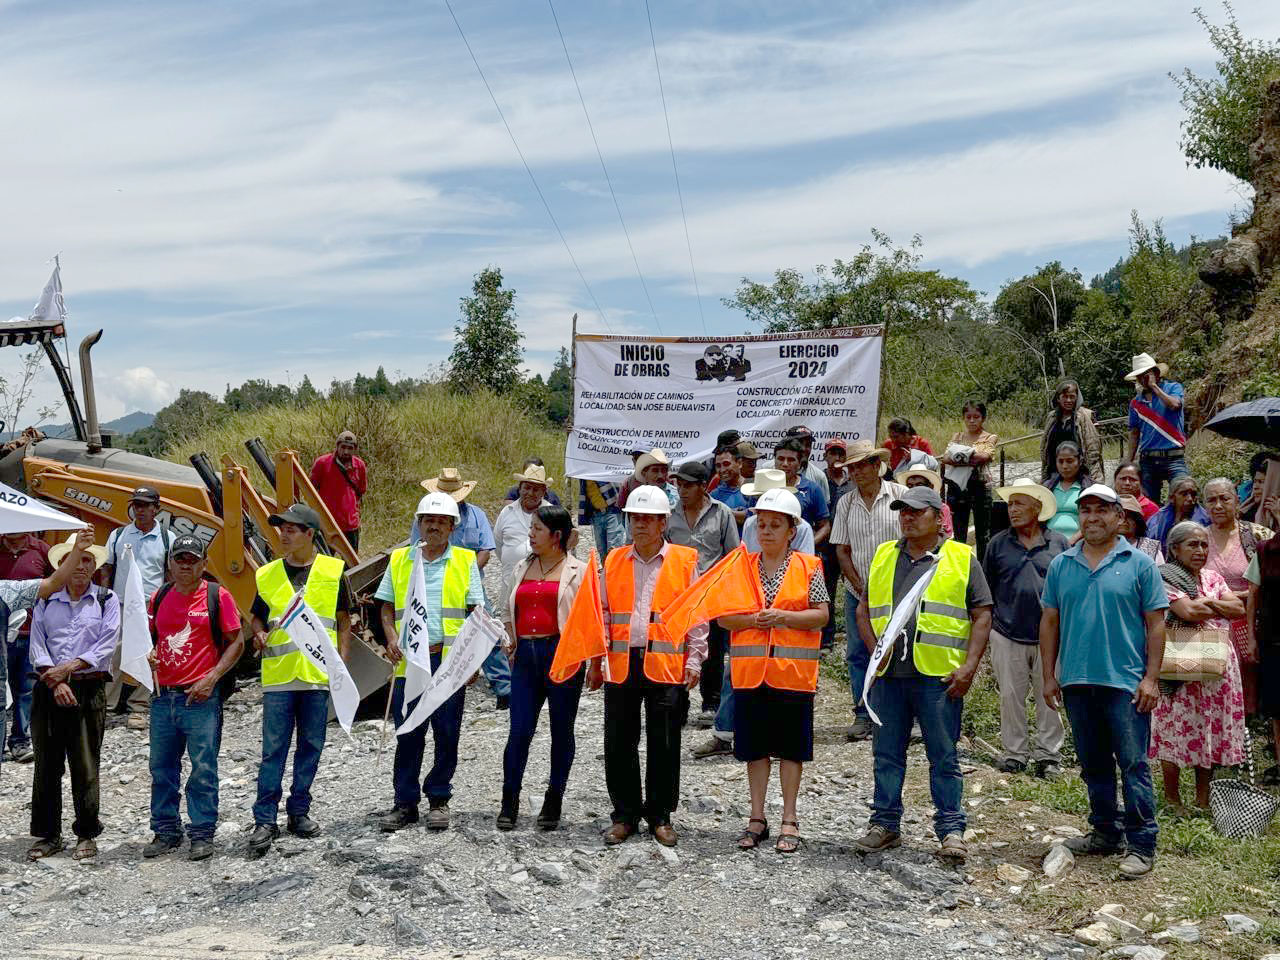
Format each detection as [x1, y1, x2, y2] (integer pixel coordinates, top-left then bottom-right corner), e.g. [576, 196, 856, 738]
[107, 367, 174, 414]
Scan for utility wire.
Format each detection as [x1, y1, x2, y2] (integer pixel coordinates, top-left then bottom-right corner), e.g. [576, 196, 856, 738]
[547, 0, 662, 334]
[643, 0, 706, 334]
[442, 0, 613, 333]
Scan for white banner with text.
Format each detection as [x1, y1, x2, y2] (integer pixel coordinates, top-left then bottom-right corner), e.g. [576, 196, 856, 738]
[565, 326, 883, 481]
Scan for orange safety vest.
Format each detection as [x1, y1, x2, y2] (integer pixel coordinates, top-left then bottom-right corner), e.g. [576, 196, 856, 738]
[728, 552, 823, 693]
[604, 544, 700, 684]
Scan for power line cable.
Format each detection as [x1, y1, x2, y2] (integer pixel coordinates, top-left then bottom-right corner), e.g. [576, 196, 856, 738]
[643, 0, 706, 334]
[547, 0, 662, 333]
[442, 0, 613, 333]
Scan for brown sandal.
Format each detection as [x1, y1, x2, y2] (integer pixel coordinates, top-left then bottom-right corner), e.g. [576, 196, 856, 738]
[775, 820, 802, 854]
[72, 838, 97, 860]
[27, 838, 64, 861]
[737, 818, 769, 850]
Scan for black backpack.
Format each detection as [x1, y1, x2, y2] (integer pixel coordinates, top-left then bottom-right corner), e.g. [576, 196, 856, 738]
[148, 580, 238, 702]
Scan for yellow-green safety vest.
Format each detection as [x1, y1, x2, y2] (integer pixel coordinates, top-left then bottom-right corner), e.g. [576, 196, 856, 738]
[256, 553, 346, 690]
[388, 544, 476, 678]
[866, 538, 973, 677]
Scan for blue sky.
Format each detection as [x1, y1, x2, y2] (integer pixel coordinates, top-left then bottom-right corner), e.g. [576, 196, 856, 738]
[1, 0, 1276, 420]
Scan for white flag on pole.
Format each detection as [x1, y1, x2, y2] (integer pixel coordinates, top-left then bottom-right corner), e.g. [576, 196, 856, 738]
[28, 259, 67, 326]
[397, 547, 434, 704]
[860, 555, 941, 726]
[396, 607, 506, 738]
[119, 544, 154, 693]
[279, 589, 358, 734]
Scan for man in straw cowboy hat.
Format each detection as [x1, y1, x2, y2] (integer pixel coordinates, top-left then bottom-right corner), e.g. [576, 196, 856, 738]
[495, 462, 556, 607]
[691, 468, 813, 760]
[412, 467, 509, 708]
[831, 440, 907, 741]
[984, 478, 1069, 779]
[26, 529, 117, 862]
[895, 465, 955, 539]
[1124, 352, 1189, 503]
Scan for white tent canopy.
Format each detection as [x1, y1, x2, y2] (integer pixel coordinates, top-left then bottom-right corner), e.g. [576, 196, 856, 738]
[0, 482, 86, 535]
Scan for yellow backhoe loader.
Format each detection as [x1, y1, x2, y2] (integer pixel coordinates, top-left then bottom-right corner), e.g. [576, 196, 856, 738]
[0, 315, 394, 711]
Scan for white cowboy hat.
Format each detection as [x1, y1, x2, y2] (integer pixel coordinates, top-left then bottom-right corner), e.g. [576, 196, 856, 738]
[1123, 352, 1169, 382]
[421, 466, 477, 503]
[895, 466, 943, 494]
[512, 464, 553, 487]
[995, 477, 1058, 522]
[739, 467, 797, 497]
[633, 448, 669, 479]
[47, 532, 108, 570]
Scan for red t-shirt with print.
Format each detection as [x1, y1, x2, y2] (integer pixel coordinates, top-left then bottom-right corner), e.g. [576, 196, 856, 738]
[149, 584, 241, 688]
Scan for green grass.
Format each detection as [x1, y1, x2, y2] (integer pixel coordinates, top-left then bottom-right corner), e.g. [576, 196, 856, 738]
[168, 386, 566, 553]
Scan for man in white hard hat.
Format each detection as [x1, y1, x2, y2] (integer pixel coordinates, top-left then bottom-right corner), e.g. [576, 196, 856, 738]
[374, 492, 485, 833]
[589, 485, 705, 847]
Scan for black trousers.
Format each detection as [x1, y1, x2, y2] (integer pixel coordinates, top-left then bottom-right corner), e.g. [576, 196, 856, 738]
[343, 528, 360, 550]
[604, 650, 682, 827]
[699, 624, 727, 712]
[31, 676, 107, 841]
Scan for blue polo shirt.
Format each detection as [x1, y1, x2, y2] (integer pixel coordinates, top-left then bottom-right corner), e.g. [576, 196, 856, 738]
[710, 483, 748, 515]
[1127, 379, 1186, 452]
[408, 501, 496, 551]
[793, 475, 830, 528]
[1041, 537, 1168, 693]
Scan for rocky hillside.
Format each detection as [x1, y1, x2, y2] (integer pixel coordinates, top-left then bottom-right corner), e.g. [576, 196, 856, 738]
[1177, 77, 1280, 424]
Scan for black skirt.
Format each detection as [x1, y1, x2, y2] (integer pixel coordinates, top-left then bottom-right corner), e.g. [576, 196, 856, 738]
[733, 685, 815, 763]
[1259, 643, 1280, 719]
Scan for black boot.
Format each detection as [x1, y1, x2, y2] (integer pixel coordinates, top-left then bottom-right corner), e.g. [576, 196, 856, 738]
[537, 790, 563, 831]
[497, 790, 519, 831]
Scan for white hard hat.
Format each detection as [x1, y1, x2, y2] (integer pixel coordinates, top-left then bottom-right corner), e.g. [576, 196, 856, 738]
[750, 488, 802, 520]
[623, 484, 672, 516]
[415, 492, 461, 520]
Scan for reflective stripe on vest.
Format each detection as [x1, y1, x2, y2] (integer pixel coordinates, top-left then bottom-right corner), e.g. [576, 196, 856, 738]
[256, 554, 345, 689]
[602, 544, 699, 685]
[388, 544, 477, 678]
[865, 538, 973, 677]
[728, 552, 824, 693]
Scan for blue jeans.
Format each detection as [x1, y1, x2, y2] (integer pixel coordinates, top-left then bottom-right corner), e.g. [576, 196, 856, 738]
[1139, 452, 1189, 503]
[1062, 685, 1157, 858]
[150, 689, 222, 841]
[502, 636, 585, 796]
[481, 645, 511, 698]
[5, 634, 34, 749]
[869, 675, 965, 839]
[253, 689, 329, 826]
[391, 648, 466, 809]
[846, 591, 870, 720]
[591, 511, 626, 555]
[713, 658, 734, 741]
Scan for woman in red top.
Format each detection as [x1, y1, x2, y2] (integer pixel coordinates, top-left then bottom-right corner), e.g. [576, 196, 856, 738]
[882, 418, 935, 473]
[1114, 461, 1160, 520]
[498, 506, 589, 832]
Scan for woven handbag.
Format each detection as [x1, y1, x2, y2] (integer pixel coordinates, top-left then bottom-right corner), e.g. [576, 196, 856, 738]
[1210, 730, 1280, 840]
[1158, 624, 1229, 682]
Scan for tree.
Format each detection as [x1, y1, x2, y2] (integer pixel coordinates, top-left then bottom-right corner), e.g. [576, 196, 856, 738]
[993, 262, 1088, 385]
[545, 347, 573, 425]
[1171, 3, 1280, 182]
[293, 375, 320, 407]
[449, 267, 524, 394]
[0, 348, 58, 436]
[724, 231, 981, 333]
[224, 378, 293, 412]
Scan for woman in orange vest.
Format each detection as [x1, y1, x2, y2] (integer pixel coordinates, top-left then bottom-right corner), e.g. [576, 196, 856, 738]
[717, 488, 829, 853]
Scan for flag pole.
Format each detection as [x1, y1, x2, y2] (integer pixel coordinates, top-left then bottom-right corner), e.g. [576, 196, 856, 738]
[376, 679, 394, 771]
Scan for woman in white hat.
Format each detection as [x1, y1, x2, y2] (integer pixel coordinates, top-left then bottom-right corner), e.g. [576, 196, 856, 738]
[716, 488, 829, 854]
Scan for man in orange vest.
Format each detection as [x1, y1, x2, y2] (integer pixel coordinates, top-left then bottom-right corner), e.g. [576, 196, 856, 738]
[588, 485, 704, 847]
